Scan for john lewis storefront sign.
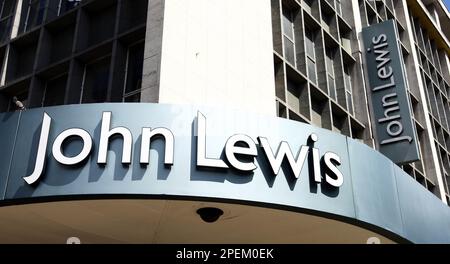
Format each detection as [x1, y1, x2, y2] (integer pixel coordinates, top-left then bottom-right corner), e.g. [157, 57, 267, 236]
[24, 111, 344, 188]
[362, 20, 420, 164]
[0, 103, 449, 243]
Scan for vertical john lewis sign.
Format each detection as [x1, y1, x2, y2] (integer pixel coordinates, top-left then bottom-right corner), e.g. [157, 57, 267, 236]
[362, 20, 419, 164]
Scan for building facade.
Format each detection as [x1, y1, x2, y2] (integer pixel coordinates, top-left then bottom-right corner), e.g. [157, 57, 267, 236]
[271, 0, 450, 204]
[0, 0, 449, 243]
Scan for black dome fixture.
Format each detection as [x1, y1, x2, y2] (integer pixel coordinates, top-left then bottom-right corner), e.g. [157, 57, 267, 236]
[196, 207, 224, 223]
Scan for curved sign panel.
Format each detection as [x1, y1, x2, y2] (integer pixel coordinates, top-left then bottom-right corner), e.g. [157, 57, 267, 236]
[0, 103, 449, 243]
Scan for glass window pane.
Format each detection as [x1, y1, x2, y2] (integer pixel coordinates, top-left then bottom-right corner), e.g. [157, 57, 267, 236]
[59, 0, 82, 16]
[0, 17, 11, 43]
[328, 75, 336, 100]
[25, 0, 46, 31]
[282, 7, 293, 39]
[44, 75, 67, 106]
[322, 13, 331, 32]
[284, 37, 295, 66]
[125, 42, 144, 94]
[345, 74, 351, 92]
[344, 65, 352, 92]
[326, 48, 334, 76]
[307, 57, 317, 84]
[82, 57, 110, 103]
[305, 30, 315, 58]
[336, 0, 342, 16]
[1, 0, 15, 19]
[346, 91, 354, 115]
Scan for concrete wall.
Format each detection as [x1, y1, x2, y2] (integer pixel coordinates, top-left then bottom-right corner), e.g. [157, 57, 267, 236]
[141, 0, 165, 103]
[157, 0, 276, 116]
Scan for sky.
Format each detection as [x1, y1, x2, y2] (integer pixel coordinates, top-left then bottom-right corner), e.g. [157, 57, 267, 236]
[445, 0, 450, 12]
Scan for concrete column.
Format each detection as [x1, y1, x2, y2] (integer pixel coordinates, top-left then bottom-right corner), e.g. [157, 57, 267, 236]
[141, 0, 165, 103]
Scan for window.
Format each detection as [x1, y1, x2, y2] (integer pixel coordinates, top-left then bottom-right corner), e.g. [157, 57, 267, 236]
[416, 20, 425, 51]
[328, 75, 336, 99]
[305, 30, 315, 58]
[307, 57, 317, 85]
[346, 91, 353, 115]
[321, 12, 332, 32]
[43, 74, 67, 106]
[123, 41, 144, 102]
[0, 14, 12, 42]
[435, 50, 442, 73]
[81, 56, 111, 103]
[57, 0, 81, 16]
[311, 97, 324, 127]
[23, 0, 46, 32]
[303, 0, 314, 14]
[284, 39, 295, 66]
[282, 7, 294, 40]
[335, 0, 342, 16]
[305, 29, 317, 84]
[326, 48, 336, 100]
[282, 6, 296, 66]
[0, 0, 15, 42]
[344, 65, 353, 115]
[0, 0, 15, 19]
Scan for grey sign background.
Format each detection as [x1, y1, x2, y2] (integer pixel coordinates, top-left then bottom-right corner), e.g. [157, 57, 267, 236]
[0, 103, 449, 243]
[362, 20, 420, 164]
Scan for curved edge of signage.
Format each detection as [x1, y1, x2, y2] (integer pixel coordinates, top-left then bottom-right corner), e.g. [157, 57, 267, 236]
[0, 193, 411, 244]
[0, 103, 449, 244]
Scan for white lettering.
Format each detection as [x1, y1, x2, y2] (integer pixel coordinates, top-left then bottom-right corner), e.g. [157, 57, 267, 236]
[312, 147, 321, 183]
[97, 112, 133, 164]
[378, 66, 393, 79]
[372, 34, 387, 45]
[372, 75, 395, 91]
[24, 112, 345, 190]
[381, 135, 413, 145]
[374, 49, 391, 69]
[52, 128, 92, 165]
[258, 137, 309, 179]
[225, 134, 257, 172]
[324, 152, 344, 187]
[386, 120, 403, 137]
[196, 111, 228, 169]
[140, 127, 174, 166]
[23, 112, 51, 184]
